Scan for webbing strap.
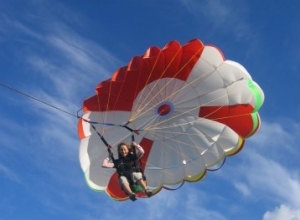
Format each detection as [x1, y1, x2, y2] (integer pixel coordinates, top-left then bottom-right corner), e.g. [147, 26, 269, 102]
[89, 123, 109, 147]
[83, 119, 138, 147]
[85, 119, 139, 162]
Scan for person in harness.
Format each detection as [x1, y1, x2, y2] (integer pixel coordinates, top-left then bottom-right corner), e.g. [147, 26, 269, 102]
[102, 141, 152, 201]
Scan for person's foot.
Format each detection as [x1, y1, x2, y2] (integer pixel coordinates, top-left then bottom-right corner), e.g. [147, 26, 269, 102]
[145, 189, 152, 197]
[129, 193, 137, 201]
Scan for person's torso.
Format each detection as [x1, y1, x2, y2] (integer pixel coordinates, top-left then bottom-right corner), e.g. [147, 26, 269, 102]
[115, 154, 137, 173]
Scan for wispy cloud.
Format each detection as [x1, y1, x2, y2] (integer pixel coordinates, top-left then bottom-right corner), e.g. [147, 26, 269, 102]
[1, 0, 122, 102]
[244, 151, 300, 207]
[263, 205, 300, 220]
[0, 2, 123, 156]
[0, 163, 21, 184]
[24, 25, 121, 100]
[229, 120, 300, 219]
[0, 3, 124, 218]
[179, 0, 252, 41]
[234, 182, 251, 197]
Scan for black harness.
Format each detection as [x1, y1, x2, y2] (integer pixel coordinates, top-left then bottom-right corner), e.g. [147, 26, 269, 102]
[111, 146, 144, 183]
[114, 154, 141, 179]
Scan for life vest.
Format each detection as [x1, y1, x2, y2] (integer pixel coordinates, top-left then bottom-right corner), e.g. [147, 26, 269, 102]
[114, 153, 141, 179]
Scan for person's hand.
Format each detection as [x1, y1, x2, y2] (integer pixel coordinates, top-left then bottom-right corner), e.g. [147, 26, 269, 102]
[132, 141, 138, 147]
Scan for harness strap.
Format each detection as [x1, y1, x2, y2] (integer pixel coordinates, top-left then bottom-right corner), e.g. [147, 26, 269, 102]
[87, 121, 115, 161]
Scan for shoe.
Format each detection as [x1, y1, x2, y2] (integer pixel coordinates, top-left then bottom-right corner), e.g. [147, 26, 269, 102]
[145, 189, 152, 197]
[129, 193, 137, 201]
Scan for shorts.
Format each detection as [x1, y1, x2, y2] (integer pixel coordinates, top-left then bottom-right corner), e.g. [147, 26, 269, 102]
[119, 172, 143, 186]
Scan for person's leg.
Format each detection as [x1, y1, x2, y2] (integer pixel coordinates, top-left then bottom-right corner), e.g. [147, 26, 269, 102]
[119, 176, 136, 201]
[132, 172, 152, 197]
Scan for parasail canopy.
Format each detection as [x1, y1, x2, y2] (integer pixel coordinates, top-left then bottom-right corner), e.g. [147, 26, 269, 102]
[77, 39, 264, 201]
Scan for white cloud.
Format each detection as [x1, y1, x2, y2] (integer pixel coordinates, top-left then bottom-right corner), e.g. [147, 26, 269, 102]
[251, 120, 298, 155]
[0, 163, 21, 184]
[229, 120, 298, 201]
[179, 0, 252, 41]
[184, 188, 228, 220]
[0, 14, 43, 40]
[211, 119, 300, 219]
[25, 26, 121, 101]
[234, 182, 251, 197]
[242, 150, 300, 205]
[0, 10, 131, 220]
[263, 205, 300, 220]
[1, 1, 122, 104]
[131, 187, 228, 220]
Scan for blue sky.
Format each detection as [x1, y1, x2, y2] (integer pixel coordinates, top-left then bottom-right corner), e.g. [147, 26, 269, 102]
[1, 0, 300, 219]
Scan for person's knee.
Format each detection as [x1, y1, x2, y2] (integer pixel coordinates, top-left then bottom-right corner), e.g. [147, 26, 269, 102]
[132, 172, 142, 181]
[119, 176, 129, 186]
